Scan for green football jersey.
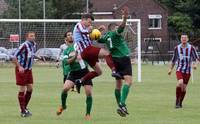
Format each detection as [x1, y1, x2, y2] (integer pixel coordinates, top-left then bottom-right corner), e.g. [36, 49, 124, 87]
[62, 60, 70, 76]
[63, 45, 87, 72]
[98, 26, 130, 57]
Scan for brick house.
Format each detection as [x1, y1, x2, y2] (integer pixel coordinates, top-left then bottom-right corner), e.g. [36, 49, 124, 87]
[90, 0, 169, 51]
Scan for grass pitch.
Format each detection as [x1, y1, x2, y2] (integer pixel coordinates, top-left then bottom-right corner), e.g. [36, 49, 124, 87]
[0, 64, 200, 124]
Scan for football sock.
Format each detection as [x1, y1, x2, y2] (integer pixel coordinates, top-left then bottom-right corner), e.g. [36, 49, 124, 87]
[61, 90, 68, 109]
[25, 91, 32, 109]
[82, 71, 98, 82]
[176, 87, 181, 104]
[105, 54, 116, 71]
[120, 84, 130, 106]
[115, 89, 121, 105]
[18, 92, 25, 113]
[180, 91, 186, 105]
[86, 96, 92, 115]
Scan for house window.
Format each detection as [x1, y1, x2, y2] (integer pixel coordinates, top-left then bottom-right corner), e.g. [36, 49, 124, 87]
[148, 15, 162, 29]
[144, 38, 162, 43]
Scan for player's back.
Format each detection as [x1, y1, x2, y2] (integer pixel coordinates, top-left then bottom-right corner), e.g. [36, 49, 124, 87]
[100, 29, 130, 57]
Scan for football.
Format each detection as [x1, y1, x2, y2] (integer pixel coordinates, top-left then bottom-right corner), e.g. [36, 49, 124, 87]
[90, 29, 101, 41]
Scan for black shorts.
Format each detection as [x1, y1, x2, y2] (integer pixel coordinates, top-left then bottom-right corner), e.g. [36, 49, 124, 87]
[63, 75, 68, 84]
[112, 56, 132, 79]
[67, 68, 93, 86]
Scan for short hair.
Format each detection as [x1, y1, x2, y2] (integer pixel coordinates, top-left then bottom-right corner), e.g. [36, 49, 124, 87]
[64, 30, 72, 38]
[81, 13, 94, 21]
[181, 32, 188, 36]
[108, 23, 118, 31]
[25, 32, 35, 38]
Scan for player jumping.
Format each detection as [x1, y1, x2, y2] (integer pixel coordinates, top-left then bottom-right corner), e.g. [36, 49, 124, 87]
[73, 14, 121, 92]
[98, 7, 132, 117]
[168, 33, 199, 108]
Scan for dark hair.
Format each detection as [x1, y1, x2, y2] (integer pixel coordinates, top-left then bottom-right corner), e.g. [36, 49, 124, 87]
[64, 30, 72, 38]
[181, 32, 188, 36]
[108, 23, 118, 31]
[81, 13, 94, 21]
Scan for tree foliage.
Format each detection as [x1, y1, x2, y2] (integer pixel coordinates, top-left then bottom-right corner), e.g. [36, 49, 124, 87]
[159, 0, 200, 34]
[2, 0, 90, 19]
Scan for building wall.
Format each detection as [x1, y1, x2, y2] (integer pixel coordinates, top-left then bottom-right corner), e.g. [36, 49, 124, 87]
[91, 0, 169, 51]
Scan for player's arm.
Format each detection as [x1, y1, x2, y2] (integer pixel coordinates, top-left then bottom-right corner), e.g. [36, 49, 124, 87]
[116, 6, 129, 34]
[168, 47, 178, 75]
[64, 51, 78, 64]
[12, 45, 25, 73]
[191, 46, 200, 70]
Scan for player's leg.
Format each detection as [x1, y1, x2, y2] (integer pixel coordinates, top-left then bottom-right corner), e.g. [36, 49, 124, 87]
[175, 79, 184, 108]
[119, 75, 132, 114]
[84, 85, 93, 120]
[57, 80, 74, 115]
[24, 84, 33, 116]
[175, 72, 184, 108]
[76, 63, 102, 92]
[180, 74, 190, 107]
[115, 79, 123, 106]
[98, 48, 121, 78]
[18, 86, 26, 116]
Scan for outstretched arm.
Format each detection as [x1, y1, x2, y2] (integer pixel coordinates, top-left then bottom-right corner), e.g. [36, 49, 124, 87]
[120, 6, 129, 28]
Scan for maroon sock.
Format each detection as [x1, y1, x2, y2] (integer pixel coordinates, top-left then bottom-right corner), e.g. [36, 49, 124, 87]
[25, 91, 32, 109]
[176, 87, 181, 104]
[82, 71, 98, 82]
[18, 92, 25, 113]
[180, 91, 186, 105]
[105, 55, 115, 71]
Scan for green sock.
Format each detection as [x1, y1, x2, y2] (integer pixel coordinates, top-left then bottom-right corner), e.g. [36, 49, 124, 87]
[61, 90, 67, 109]
[86, 96, 92, 115]
[120, 84, 130, 106]
[115, 89, 121, 105]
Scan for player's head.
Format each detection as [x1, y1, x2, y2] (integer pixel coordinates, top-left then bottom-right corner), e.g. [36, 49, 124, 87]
[26, 32, 36, 42]
[108, 23, 118, 32]
[64, 30, 73, 45]
[81, 13, 94, 28]
[180, 33, 189, 44]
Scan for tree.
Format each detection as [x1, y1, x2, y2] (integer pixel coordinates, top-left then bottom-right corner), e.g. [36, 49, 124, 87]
[2, 0, 91, 19]
[159, 0, 200, 34]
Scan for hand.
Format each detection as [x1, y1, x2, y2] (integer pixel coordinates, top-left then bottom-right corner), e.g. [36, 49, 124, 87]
[121, 6, 129, 18]
[56, 62, 60, 68]
[168, 69, 172, 75]
[192, 64, 197, 70]
[18, 66, 25, 73]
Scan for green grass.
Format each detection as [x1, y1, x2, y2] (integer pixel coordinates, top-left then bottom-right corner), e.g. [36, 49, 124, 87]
[0, 64, 200, 124]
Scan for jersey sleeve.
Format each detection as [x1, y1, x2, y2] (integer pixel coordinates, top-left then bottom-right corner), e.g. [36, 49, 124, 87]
[191, 46, 199, 61]
[62, 49, 69, 65]
[171, 46, 178, 64]
[116, 26, 124, 35]
[14, 44, 25, 58]
[98, 36, 106, 43]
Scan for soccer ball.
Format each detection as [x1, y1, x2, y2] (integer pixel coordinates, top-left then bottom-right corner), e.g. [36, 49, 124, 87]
[90, 29, 101, 41]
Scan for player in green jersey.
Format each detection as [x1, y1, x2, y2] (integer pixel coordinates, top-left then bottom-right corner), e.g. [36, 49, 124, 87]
[98, 7, 132, 117]
[61, 31, 75, 91]
[56, 31, 93, 120]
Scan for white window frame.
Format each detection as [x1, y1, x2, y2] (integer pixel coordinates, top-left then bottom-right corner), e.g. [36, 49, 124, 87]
[148, 14, 162, 30]
[144, 38, 162, 42]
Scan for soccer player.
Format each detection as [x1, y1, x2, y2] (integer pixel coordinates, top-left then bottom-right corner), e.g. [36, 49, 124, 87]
[58, 31, 75, 91]
[168, 33, 199, 108]
[73, 13, 121, 90]
[98, 7, 132, 117]
[56, 32, 93, 120]
[12, 32, 36, 117]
